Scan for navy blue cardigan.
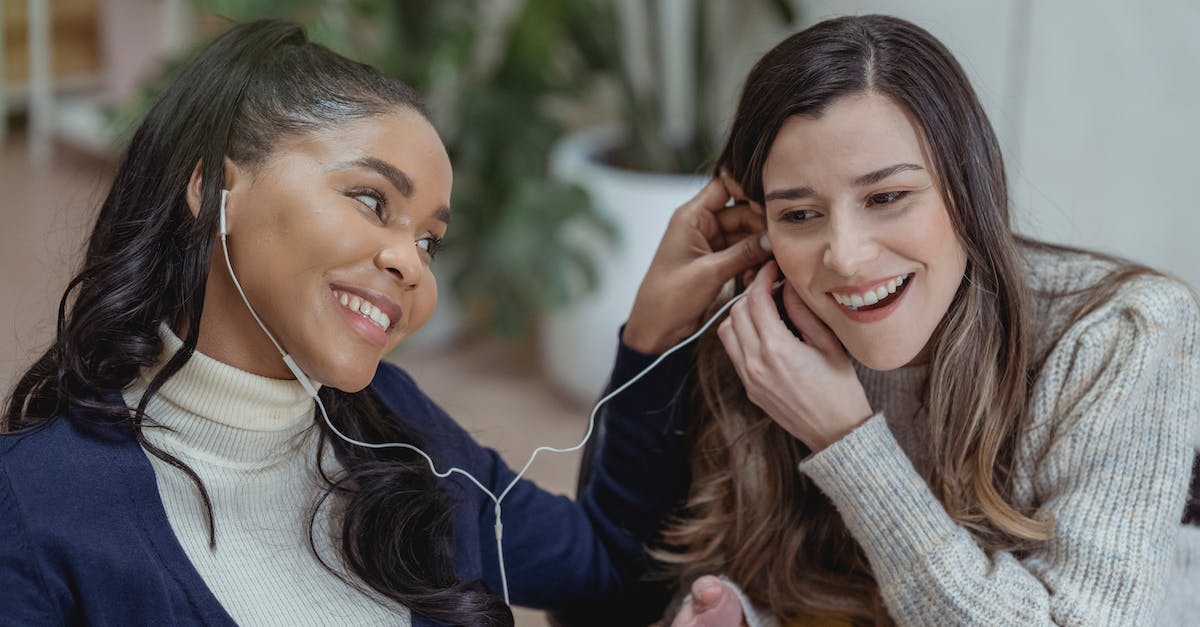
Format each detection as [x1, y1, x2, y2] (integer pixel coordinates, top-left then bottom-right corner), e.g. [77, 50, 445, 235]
[0, 341, 691, 626]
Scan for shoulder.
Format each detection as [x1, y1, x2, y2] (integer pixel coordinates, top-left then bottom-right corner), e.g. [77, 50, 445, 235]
[1051, 270, 1197, 353]
[1023, 243, 1200, 358]
[367, 361, 477, 453]
[1, 407, 146, 513]
[1027, 257, 1200, 441]
[367, 360, 435, 417]
[2, 411, 135, 472]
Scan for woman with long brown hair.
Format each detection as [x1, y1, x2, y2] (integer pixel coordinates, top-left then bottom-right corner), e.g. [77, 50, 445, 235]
[608, 14, 1199, 626]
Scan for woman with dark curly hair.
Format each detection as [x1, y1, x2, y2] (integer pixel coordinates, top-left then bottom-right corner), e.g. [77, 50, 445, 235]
[0, 20, 738, 627]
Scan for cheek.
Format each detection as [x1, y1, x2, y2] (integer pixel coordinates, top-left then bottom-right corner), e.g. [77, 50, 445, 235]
[388, 268, 438, 351]
[907, 203, 962, 264]
[767, 234, 821, 292]
[412, 272, 438, 327]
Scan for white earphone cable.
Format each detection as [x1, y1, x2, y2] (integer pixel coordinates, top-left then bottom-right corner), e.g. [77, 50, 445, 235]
[217, 189, 756, 605]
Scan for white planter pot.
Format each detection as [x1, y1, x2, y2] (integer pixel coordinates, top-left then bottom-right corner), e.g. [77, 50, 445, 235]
[540, 127, 706, 405]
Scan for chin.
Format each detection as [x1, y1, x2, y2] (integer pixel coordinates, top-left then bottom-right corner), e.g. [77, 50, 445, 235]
[306, 358, 380, 393]
[845, 342, 919, 372]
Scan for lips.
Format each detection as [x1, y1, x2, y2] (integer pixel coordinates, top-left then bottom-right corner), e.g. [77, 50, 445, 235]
[825, 272, 915, 324]
[830, 273, 911, 310]
[329, 284, 403, 332]
[334, 289, 391, 330]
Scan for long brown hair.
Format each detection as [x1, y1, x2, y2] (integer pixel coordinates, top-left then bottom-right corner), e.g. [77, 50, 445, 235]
[660, 15, 1164, 624]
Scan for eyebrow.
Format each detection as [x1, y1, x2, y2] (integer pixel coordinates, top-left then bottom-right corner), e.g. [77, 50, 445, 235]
[331, 156, 414, 199]
[763, 163, 925, 203]
[853, 163, 924, 187]
[764, 185, 816, 203]
[332, 156, 451, 224]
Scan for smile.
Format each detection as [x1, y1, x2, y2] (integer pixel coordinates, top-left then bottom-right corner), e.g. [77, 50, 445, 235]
[333, 289, 391, 331]
[831, 273, 912, 311]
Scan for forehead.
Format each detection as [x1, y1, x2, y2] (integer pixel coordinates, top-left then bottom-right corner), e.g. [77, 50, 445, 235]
[267, 109, 452, 194]
[764, 92, 931, 183]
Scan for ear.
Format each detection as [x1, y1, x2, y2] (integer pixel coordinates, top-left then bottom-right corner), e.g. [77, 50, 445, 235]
[185, 157, 245, 224]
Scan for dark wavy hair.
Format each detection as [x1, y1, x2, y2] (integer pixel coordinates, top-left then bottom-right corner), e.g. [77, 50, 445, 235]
[3, 19, 512, 626]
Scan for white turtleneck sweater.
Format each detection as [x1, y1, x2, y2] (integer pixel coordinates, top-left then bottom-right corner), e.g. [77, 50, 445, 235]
[122, 326, 410, 626]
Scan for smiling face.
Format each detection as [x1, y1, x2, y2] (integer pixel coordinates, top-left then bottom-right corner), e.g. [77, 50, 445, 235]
[192, 108, 451, 391]
[761, 92, 967, 370]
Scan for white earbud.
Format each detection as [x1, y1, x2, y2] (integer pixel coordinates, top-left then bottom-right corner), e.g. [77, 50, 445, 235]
[219, 189, 229, 237]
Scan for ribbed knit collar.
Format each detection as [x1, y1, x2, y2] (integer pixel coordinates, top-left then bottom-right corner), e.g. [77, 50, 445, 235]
[853, 360, 929, 409]
[125, 324, 320, 467]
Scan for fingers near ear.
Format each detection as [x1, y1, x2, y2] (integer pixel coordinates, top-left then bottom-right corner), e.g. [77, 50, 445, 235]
[705, 233, 772, 282]
[715, 202, 764, 237]
[718, 170, 747, 200]
[719, 171, 764, 217]
[717, 318, 745, 372]
[745, 262, 791, 340]
[689, 177, 735, 216]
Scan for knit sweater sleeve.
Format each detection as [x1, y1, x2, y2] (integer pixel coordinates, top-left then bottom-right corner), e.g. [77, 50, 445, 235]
[797, 276, 1200, 626]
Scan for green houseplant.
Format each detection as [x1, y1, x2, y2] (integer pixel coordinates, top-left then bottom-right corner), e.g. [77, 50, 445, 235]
[539, 0, 800, 402]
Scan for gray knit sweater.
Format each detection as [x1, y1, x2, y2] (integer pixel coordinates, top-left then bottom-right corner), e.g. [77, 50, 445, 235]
[732, 246, 1200, 626]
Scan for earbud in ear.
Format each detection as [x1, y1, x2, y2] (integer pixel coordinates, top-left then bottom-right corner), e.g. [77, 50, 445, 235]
[219, 189, 230, 237]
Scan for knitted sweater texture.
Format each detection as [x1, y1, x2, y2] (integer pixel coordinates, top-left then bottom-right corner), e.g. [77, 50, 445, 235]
[745, 247, 1199, 625]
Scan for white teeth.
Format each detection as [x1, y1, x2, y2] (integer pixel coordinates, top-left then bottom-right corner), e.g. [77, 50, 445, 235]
[334, 290, 391, 331]
[832, 274, 911, 311]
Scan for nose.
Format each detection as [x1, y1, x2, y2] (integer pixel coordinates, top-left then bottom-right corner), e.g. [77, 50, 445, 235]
[822, 210, 880, 278]
[375, 238, 422, 288]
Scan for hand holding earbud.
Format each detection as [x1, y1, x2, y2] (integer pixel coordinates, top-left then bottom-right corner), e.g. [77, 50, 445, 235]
[718, 262, 873, 454]
[624, 175, 771, 354]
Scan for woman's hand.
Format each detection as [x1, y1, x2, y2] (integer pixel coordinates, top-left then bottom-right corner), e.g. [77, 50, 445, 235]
[670, 576, 749, 627]
[623, 176, 771, 354]
[718, 262, 873, 453]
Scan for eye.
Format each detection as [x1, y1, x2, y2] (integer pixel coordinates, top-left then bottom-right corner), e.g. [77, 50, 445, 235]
[350, 189, 387, 219]
[779, 209, 820, 224]
[416, 235, 443, 260]
[866, 190, 908, 207]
